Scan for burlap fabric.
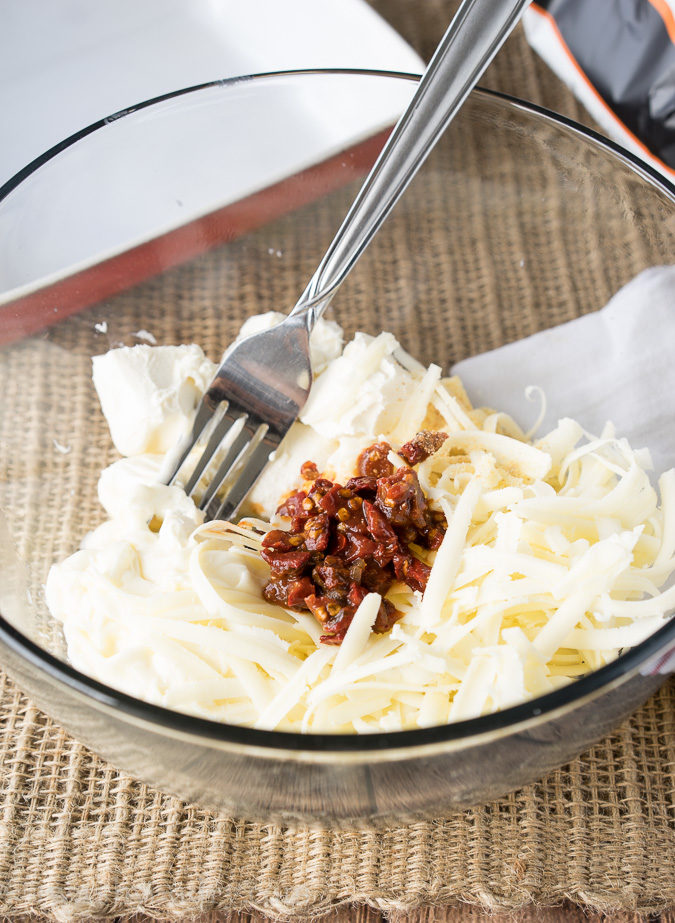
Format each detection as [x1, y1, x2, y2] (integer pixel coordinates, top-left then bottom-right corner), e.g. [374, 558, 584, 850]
[0, 1, 673, 918]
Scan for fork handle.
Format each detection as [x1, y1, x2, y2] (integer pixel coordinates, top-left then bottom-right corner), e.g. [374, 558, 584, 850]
[289, 0, 530, 328]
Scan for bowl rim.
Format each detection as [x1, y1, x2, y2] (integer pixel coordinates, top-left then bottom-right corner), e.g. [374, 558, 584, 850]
[1, 67, 674, 754]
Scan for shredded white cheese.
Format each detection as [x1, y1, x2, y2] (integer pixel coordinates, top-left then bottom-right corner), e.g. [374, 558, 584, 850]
[44, 315, 675, 733]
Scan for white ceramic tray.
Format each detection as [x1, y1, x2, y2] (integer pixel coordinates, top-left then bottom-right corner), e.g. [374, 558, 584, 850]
[0, 0, 423, 341]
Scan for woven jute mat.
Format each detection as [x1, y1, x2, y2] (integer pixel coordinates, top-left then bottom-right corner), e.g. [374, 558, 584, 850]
[0, 1, 674, 918]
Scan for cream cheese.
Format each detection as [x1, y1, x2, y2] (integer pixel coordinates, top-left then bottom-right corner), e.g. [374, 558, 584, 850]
[300, 331, 423, 440]
[92, 343, 216, 456]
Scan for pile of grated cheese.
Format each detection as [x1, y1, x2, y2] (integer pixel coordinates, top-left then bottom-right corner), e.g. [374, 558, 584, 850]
[45, 322, 675, 733]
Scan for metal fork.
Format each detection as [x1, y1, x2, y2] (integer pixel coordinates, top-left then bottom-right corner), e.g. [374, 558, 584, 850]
[164, 0, 531, 521]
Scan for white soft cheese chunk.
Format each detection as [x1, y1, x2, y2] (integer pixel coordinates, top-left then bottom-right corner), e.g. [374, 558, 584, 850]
[300, 331, 423, 439]
[97, 454, 163, 518]
[97, 454, 201, 530]
[92, 344, 216, 456]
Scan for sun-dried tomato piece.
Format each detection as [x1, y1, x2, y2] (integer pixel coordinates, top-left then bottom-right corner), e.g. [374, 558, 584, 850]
[420, 508, 447, 550]
[332, 532, 348, 555]
[361, 561, 392, 595]
[301, 460, 320, 481]
[357, 442, 395, 478]
[406, 558, 431, 594]
[341, 533, 380, 563]
[376, 467, 428, 532]
[318, 483, 347, 517]
[305, 593, 343, 624]
[392, 551, 431, 593]
[425, 526, 445, 551]
[263, 574, 313, 608]
[262, 579, 289, 606]
[312, 557, 353, 598]
[286, 577, 315, 608]
[373, 598, 401, 634]
[347, 583, 368, 609]
[399, 431, 449, 466]
[303, 513, 330, 552]
[265, 550, 311, 578]
[276, 491, 312, 521]
[308, 478, 334, 501]
[320, 607, 355, 644]
[260, 529, 294, 555]
[344, 476, 378, 495]
[372, 542, 396, 569]
[362, 499, 398, 545]
[339, 503, 370, 532]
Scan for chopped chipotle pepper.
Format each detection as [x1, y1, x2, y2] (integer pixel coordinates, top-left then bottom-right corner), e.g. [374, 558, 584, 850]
[399, 430, 449, 466]
[260, 433, 448, 644]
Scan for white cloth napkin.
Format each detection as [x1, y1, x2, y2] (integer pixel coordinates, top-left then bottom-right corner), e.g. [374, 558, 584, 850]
[453, 266, 675, 673]
[453, 266, 675, 477]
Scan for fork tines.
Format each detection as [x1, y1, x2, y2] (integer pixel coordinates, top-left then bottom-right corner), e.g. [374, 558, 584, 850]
[164, 399, 278, 522]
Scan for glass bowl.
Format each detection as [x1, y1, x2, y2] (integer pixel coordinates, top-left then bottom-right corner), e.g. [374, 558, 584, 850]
[0, 70, 674, 824]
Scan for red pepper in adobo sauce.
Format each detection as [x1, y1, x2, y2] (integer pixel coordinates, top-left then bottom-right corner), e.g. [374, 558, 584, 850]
[260, 433, 448, 644]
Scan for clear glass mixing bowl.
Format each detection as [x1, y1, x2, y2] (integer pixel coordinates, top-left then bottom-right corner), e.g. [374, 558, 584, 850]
[0, 70, 673, 823]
